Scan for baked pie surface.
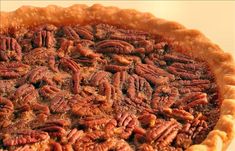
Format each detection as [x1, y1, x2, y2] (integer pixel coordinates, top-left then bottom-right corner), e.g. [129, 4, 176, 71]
[0, 4, 235, 151]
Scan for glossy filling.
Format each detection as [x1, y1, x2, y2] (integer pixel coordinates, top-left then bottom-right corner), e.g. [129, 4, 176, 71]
[0, 24, 220, 151]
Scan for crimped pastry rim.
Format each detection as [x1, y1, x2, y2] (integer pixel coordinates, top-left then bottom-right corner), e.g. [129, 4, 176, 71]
[1, 4, 235, 151]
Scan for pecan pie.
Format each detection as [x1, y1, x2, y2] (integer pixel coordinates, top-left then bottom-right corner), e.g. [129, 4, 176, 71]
[0, 4, 235, 151]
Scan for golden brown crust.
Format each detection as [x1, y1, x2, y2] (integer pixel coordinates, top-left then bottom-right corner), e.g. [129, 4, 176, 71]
[1, 4, 235, 151]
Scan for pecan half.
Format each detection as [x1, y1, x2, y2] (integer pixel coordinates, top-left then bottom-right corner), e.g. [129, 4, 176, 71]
[163, 108, 194, 121]
[174, 92, 208, 110]
[72, 71, 81, 94]
[0, 36, 22, 61]
[50, 93, 70, 113]
[32, 30, 55, 48]
[151, 85, 179, 110]
[135, 63, 175, 85]
[175, 114, 208, 148]
[0, 97, 13, 116]
[95, 40, 134, 54]
[74, 25, 94, 40]
[0, 62, 30, 78]
[12, 84, 39, 107]
[62, 129, 84, 145]
[112, 71, 129, 97]
[35, 119, 70, 138]
[62, 26, 80, 40]
[60, 57, 80, 73]
[3, 130, 49, 146]
[78, 116, 110, 129]
[127, 74, 153, 103]
[145, 119, 181, 148]
[115, 112, 137, 139]
[90, 71, 111, 86]
[39, 85, 61, 100]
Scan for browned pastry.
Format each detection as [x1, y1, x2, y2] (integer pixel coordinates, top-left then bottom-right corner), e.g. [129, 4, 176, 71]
[0, 4, 235, 151]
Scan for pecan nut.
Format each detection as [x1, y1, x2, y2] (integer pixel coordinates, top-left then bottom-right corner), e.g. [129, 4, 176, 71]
[151, 85, 179, 110]
[50, 93, 70, 113]
[74, 25, 94, 40]
[174, 92, 208, 110]
[61, 26, 80, 40]
[0, 62, 30, 78]
[78, 116, 110, 129]
[72, 71, 81, 94]
[163, 108, 194, 121]
[127, 74, 153, 102]
[145, 119, 181, 148]
[0, 36, 22, 61]
[62, 128, 83, 145]
[32, 30, 55, 48]
[34, 119, 70, 138]
[39, 85, 61, 100]
[12, 84, 39, 108]
[95, 40, 134, 54]
[3, 130, 49, 146]
[135, 63, 175, 85]
[90, 71, 111, 86]
[60, 57, 80, 73]
[0, 97, 14, 116]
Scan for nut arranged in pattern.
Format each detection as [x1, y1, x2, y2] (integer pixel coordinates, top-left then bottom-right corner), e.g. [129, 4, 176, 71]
[0, 24, 220, 151]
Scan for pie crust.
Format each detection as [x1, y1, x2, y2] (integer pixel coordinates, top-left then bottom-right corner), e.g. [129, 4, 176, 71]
[1, 4, 235, 151]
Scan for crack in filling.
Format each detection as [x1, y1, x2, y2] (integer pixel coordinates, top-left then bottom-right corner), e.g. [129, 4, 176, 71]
[0, 24, 220, 151]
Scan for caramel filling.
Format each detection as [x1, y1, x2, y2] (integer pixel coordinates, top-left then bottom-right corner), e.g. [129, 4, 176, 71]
[0, 24, 220, 151]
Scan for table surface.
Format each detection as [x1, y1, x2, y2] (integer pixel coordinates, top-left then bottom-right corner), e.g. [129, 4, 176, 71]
[1, 1, 235, 150]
